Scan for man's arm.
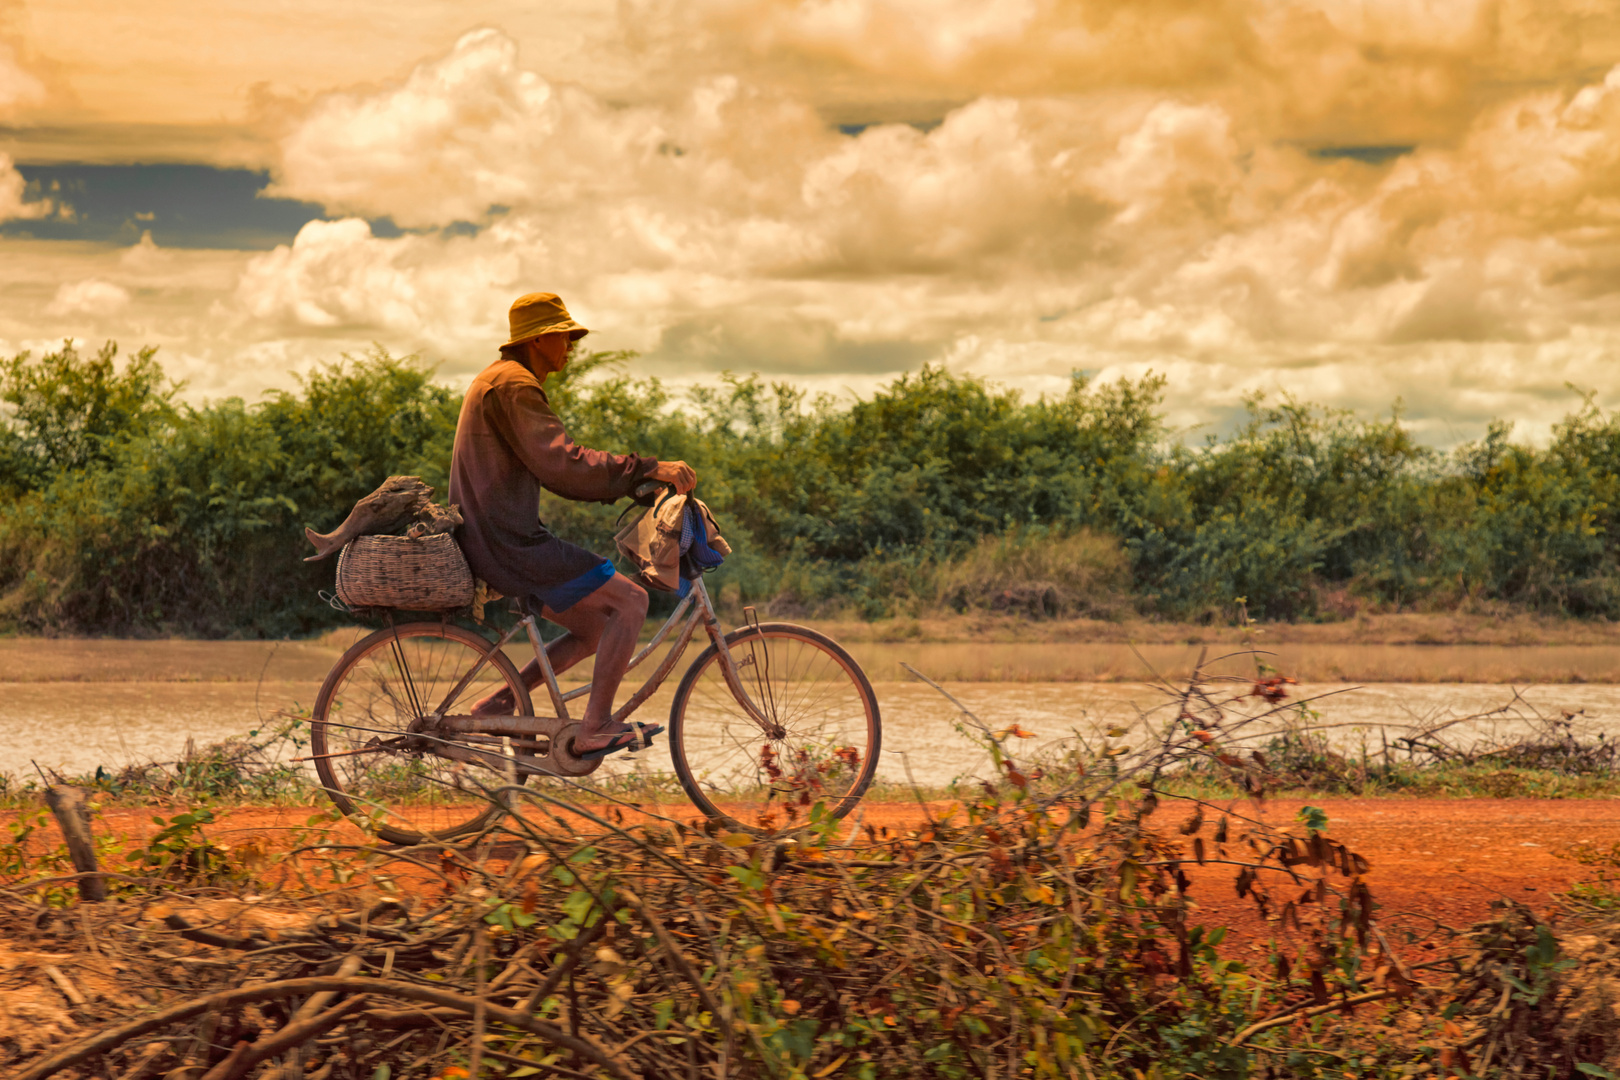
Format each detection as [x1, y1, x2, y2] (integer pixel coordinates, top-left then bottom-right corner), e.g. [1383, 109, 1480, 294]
[494, 382, 693, 499]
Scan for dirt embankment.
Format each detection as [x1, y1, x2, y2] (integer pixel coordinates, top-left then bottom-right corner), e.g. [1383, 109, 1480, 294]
[13, 611, 1620, 683]
[819, 610, 1620, 647]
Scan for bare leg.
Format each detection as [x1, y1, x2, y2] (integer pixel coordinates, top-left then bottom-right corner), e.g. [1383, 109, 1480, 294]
[555, 575, 650, 750]
[472, 575, 650, 752]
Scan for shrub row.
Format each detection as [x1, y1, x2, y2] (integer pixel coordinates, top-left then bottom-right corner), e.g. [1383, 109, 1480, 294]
[5, 340, 1620, 635]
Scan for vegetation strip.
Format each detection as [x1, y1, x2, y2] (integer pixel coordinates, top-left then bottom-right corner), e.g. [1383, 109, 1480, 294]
[12, 343, 1620, 636]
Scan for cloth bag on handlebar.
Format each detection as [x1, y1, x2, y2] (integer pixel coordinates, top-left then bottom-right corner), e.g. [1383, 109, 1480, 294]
[614, 493, 730, 593]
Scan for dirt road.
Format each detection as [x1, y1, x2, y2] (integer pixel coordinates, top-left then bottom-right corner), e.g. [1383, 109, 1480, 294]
[50, 796, 1620, 954]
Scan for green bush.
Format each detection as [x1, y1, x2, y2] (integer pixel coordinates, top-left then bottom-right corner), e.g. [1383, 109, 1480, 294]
[7, 339, 1620, 635]
[0, 343, 460, 635]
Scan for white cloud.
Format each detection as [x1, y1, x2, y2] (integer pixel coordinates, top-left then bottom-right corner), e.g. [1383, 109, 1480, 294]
[0, 42, 45, 116]
[206, 28, 1620, 439]
[270, 29, 684, 229]
[5, 4, 1620, 442]
[44, 278, 132, 317]
[0, 153, 54, 224]
[234, 216, 526, 350]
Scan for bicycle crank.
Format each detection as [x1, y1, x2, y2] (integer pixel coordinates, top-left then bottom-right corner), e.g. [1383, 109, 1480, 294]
[432, 715, 599, 778]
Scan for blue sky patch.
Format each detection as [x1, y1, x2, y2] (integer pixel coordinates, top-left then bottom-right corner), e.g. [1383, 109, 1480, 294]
[0, 164, 421, 249]
[1311, 145, 1416, 165]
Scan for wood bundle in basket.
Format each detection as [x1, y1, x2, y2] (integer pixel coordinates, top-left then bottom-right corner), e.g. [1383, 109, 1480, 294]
[335, 533, 474, 611]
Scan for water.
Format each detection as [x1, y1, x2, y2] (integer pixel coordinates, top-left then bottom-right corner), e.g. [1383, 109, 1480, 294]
[6, 678, 1619, 788]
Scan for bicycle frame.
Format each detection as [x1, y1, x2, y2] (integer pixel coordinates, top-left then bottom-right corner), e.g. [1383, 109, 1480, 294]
[432, 575, 772, 735]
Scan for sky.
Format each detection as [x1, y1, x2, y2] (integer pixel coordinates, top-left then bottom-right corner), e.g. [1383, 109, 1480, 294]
[3, 1, 1620, 444]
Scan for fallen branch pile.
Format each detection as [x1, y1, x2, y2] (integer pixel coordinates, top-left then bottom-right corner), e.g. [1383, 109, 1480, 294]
[2, 649, 1567, 1078]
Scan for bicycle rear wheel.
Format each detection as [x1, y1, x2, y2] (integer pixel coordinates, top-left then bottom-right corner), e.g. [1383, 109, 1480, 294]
[668, 623, 880, 831]
[311, 622, 533, 845]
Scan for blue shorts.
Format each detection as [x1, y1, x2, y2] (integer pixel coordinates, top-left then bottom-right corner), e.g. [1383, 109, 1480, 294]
[532, 560, 615, 614]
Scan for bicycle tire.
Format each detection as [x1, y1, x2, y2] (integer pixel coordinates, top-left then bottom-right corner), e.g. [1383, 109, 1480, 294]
[668, 622, 880, 831]
[311, 622, 534, 845]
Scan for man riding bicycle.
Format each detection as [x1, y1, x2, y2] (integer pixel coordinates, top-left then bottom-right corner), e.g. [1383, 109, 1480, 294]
[448, 292, 695, 759]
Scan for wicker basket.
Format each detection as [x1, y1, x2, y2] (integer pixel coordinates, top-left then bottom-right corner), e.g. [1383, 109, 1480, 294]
[335, 533, 475, 611]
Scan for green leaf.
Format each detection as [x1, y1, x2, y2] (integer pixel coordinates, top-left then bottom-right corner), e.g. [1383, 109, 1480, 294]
[1575, 1065, 1614, 1078]
[726, 865, 765, 890]
[1297, 806, 1329, 833]
[562, 889, 596, 925]
[371, 1066, 392, 1080]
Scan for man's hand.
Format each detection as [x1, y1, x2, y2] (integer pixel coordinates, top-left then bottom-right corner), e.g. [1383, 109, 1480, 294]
[648, 460, 697, 494]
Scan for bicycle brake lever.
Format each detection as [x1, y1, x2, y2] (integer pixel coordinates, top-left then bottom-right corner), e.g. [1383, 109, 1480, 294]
[631, 479, 674, 505]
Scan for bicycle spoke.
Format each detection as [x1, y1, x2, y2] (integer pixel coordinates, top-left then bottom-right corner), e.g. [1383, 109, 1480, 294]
[672, 626, 879, 829]
[312, 623, 533, 844]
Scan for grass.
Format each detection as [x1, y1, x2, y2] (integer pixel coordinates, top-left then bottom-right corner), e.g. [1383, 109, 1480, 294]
[15, 732, 1620, 814]
[929, 525, 1133, 618]
[1156, 764, 1620, 801]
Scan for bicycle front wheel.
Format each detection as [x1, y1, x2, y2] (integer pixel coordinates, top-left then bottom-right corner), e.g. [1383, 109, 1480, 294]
[311, 622, 533, 845]
[669, 623, 880, 831]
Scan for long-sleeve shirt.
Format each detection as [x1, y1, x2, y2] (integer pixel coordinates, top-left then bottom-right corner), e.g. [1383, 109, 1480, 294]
[449, 357, 658, 597]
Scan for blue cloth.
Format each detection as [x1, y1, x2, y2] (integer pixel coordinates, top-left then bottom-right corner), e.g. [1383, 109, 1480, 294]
[684, 504, 726, 572]
[532, 559, 615, 614]
[671, 502, 725, 598]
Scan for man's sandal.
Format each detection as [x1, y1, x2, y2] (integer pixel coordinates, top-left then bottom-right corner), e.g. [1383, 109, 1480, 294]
[576, 722, 663, 762]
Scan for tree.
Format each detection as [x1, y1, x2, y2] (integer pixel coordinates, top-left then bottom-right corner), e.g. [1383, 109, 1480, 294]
[0, 340, 178, 493]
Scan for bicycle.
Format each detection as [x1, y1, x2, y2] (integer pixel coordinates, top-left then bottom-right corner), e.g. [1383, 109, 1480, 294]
[308, 575, 881, 844]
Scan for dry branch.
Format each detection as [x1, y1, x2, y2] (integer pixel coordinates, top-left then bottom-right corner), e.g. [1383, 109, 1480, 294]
[19, 976, 635, 1080]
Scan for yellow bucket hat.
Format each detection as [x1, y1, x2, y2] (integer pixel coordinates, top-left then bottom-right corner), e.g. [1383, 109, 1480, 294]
[504, 292, 590, 347]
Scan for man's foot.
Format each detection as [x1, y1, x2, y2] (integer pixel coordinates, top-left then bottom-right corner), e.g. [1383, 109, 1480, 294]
[574, 722, 663, 761]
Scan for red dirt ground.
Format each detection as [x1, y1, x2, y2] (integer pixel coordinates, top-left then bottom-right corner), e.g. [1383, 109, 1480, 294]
[30, 796, 1620, 961]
